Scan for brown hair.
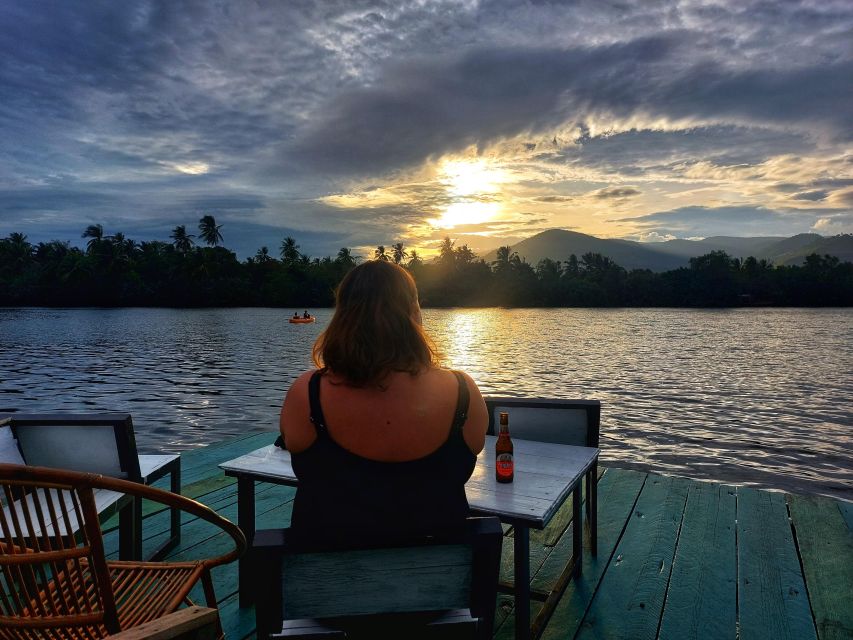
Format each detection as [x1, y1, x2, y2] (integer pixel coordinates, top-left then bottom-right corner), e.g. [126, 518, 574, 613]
[313, 260, 438, 386]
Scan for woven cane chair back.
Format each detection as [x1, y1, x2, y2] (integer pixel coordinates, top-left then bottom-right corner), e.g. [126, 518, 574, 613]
[0, 476, 119, 639]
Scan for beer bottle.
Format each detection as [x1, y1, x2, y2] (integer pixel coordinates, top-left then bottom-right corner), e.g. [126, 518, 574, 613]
[495, 412, 514, 483]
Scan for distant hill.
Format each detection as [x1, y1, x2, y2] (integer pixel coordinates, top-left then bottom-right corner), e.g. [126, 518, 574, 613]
[481, 229, 853, 271]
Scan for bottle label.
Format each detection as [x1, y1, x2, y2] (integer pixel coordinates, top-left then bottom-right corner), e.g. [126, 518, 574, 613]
[496, 453, 514, 477]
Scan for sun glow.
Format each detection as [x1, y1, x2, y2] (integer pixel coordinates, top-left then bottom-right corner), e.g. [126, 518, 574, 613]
[431, 159, 508, 228]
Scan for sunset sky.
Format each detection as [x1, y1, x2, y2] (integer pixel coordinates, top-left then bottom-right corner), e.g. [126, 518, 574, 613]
[1, 0, 851, 259]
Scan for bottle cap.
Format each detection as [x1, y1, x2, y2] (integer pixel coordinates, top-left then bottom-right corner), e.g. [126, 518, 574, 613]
[499, 411, 508, 423]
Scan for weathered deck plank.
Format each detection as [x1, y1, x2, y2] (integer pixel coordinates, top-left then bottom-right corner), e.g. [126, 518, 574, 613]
[737, 487, 817, 640]
[788, 492, 853, 640]
[573, 474, 690, 639]
[657, 481, 737, 640]
[539, 468, 647, 640]
[837, 499, 853, 533]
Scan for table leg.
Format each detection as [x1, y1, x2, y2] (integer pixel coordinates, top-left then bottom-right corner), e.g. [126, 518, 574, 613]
[237, 476, 255, 608]
[589, 462, 598, 556]
[119, 497, 142, 560]
[514, 526, 531, 640]
[573, 484, 582, 578]
[170, 461, 182, 549]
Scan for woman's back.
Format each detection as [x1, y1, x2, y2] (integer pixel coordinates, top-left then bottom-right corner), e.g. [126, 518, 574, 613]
[283, 368, 486, 539]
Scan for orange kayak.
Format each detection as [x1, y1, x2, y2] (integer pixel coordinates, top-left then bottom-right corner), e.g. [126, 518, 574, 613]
[289, 317, 315, 324]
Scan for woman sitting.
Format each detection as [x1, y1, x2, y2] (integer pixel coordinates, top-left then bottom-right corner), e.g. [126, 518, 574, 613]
[280, 260, 487, 541]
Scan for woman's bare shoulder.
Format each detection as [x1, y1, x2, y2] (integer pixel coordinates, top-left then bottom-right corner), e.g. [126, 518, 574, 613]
[427, 367, 487, 454]
[280, 369, 319, 453]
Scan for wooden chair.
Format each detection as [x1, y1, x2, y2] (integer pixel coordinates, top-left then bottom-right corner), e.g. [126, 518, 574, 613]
[0, 413, 182, 561]
[252, 517, 503, 640]
[484, 397, 600, 554]
[0, 463, 246, 640]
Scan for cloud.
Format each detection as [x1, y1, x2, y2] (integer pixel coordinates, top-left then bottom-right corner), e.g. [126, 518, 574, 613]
[593, 186, 641, 200]
[617, 205, 826, 238]
[638, 231, 677, 243]
[792, 190, 829, 201]
[288, 36, 852, 176]
[533, 195, 574, 203]
[812, 214, 853, 235]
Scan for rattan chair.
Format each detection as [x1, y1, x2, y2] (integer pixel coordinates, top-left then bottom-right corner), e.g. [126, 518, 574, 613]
[0, 463, 246, 640]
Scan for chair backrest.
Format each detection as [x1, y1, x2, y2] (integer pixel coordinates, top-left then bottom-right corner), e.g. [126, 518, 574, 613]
[2, 414, 142, 481]
[253, 517, 503, 639]
[484, 397, 600, 447]
[0, 466, 120, 638]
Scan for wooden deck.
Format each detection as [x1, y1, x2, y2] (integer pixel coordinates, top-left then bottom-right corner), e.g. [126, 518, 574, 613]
[100, 432, 853, 640]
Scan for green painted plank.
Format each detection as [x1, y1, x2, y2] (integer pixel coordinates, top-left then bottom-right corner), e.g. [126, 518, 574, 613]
[537, 466, 607, 547]
[788, 493, 853, 640]
[103, 482, 280, 560]
[737, 487, 817, 640]
[534, 467, 646, 592]
[538, 468, 647, 640]
[214, 592, 258, 640]
[493, 595, 515, 636]
[837, 500, 853, 533]
[183, 494, 299, 609]
[657, 482, 737, 640]
[493, 601, 544, 640]
[574, 473, 690, 640]
[179, 432, 277, 485]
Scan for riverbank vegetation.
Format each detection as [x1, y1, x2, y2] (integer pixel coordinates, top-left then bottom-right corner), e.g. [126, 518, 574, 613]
[1, 221, 851, 307]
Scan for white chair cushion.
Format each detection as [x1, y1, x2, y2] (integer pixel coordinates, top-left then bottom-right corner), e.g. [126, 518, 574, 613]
[0, 425, 25, 465]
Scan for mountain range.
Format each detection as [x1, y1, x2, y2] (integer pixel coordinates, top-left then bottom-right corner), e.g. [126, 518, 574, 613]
[481, 230, 853, 272]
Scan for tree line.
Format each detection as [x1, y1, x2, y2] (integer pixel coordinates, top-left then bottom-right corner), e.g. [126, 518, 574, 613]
[1, 218, 851, 307]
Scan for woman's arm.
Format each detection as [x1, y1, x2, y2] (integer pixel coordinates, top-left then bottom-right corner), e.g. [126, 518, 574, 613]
[460, 371, 488, 455]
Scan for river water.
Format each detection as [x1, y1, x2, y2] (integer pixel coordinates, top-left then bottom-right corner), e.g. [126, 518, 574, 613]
[1, 307, 850, 500]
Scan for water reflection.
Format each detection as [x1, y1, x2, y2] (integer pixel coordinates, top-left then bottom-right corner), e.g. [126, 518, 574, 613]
[1, 307, 851, 500]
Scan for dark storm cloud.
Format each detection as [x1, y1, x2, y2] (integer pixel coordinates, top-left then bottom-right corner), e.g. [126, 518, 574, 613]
[290, 36, 853, 175]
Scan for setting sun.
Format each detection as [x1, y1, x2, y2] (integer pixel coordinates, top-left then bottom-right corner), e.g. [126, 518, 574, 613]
[431, 159, 508, 228]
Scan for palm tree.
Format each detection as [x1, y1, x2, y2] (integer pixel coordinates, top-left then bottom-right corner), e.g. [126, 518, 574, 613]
[198, 215, 223, 247]
[109, 232, 135, 263]
[454, 244, 475, 266]
[170, 225, 195, 254]
[438, 237, 455, 268]
[492, 245, 517, 274]
[374, 245, 389, 261]
[407, 250, 423, 269]
[335, 247, 356, 269]
[280, 236, 301, 266]
[2, 233, 32, 267]
[255, 246, 272, 264]
[81, 224, 104, 254]
[391, 242, 408, 265]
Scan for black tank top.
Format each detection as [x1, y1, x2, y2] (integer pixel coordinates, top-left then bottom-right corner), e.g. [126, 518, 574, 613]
[289, 370, 477, 541]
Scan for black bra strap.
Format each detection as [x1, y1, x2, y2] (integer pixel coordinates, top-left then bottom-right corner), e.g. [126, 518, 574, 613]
[307, 370, 328, 436]
[450, 371, 470, 435]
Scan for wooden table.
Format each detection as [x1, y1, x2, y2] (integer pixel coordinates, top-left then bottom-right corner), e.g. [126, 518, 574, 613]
[220, 436, 598, 640]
